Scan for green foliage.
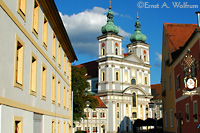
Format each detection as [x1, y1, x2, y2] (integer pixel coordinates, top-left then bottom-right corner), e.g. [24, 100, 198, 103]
[72, 65, 98, 122]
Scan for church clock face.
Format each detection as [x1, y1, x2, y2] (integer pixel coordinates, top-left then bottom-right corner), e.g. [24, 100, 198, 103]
[187, 78, 195, 89]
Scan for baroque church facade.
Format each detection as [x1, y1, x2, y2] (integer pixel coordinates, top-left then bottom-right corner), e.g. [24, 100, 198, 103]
[77, 6, 153, 133]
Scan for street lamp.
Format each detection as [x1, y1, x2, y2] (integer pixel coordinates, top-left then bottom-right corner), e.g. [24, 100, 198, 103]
[86, 101, 90, 133]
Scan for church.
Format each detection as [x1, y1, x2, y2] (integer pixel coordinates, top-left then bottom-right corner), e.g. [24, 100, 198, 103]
[76, 5, 153, 133]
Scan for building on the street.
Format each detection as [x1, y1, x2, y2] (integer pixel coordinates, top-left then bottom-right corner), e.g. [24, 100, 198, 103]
[77, 5, 153, 133]
[74, 96, 108, 133]
[0, 0, 77, 133]
[161, 12, 200, 133]
[150, 84, 162, 119]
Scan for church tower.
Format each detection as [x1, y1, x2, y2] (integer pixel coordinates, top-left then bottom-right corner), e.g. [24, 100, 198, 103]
[127, 12, 150, 64]
[97, 4, 124, 92]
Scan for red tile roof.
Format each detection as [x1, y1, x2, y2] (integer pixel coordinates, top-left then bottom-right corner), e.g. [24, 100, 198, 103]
[124, 53, 129, 57]
[164, 23, 197, 53]
[77, 60, 98, 78]
[93, 96, 107, 108]
[151, 84, 162, 100]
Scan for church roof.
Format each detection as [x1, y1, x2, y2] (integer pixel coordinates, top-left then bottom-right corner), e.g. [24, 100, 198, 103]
[164, 23, 197, 53]
[151, 84, 162, 100]
[77, 60, 98, 78]
[93, 96, 107, 108]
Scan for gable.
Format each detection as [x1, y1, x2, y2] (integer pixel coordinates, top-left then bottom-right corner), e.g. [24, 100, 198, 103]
[124, 53, 144, 64]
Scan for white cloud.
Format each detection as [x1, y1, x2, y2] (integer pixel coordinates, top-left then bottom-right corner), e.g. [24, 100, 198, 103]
[155, 52, 162, 62]
[59, 7, 131, 58]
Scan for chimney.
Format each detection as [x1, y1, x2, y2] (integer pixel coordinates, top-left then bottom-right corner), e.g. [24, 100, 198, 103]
[196, 11, 200, 27]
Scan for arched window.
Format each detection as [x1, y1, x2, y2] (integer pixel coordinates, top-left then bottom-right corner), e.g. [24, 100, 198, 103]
[115, 71, 119, 81]
[102, 48, 105, 56]
[115, 48, 118, 55]
[132, 112, 137, 118]
[132, 92, 136, 107]
[131, 78, 136, 85]
[102, 72, 105, 81]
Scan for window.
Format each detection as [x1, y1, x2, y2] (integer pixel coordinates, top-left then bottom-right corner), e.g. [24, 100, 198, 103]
[51, 120, 55, 133]
[67, 89, 69, 109]
[100, 112, 105, 118]
[193, 100, 198, 121]
[51, 74, 55, 103]
[131, 78, 136, 85]
[66, 59, 70, 79]
[186, 103, 190, 121]
[126, 104, 128, 108]
[57, 121, 60, 133]
[170, 109, 173, 127]
[63, 86, 66, 108]
[85, 127, 90, 133]
[117, 103, 120, 108]
[144, 55, 147, 61]
[101, 72, 105, 81]
[32, 0, 39, 37]
[124, 72, 128, 82]
[139, 75, 142, 84]
[58, 43, 61, 68]
[30, 53, 37, 96]
[41, 63, 47, 100]
[115, 48, 118, 55]
[84, 112, 89, 117]
[93, 127, 97, 133]
[42, 15, 48, 49]
[63, 121, 66, 133]
[132, 92, 136, 107]
[117, 112, 120, 118]
[132, 112, 137, 118]
[102, 48, 105, 56]
[165, 111, 167, 127]
[17, 0, 26, 20]
[52, 33, 56, 60]
[144, 76, 148, 85]
[64, 54, 67, 75]
[169, 74, 171, 90]
[14, 116, 23, 133]
[14, 35, 24, 89]
[77, 127, 81, 131]
[58, 80, 61, 106]
[176, 75, 180, 90]
[115, 71, 119, 81]
[92, 112, 97, 118]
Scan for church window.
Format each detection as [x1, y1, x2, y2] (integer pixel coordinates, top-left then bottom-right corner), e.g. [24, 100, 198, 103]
[117, 103, 120, 108]
[115, 48, 118, 55]
[115, 71, 119, 81]
[132, 92, 136, 107]
[124, 72, 128, 82]
[131, 69, 135, 77]
[144, 76, 148, 85]
[102, 48, 105, 56]
[101, 72, 105, 81]
[115, 43, 118, 47]
[139, 75, 142, 84]
[131, 78, 136, 85]
[117, 112, 120, 118]
[132, 112, 137, 118]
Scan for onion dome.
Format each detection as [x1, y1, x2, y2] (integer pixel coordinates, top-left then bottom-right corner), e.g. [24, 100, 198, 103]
[101, 6, 119, 35]
[130, 13, 147, 43]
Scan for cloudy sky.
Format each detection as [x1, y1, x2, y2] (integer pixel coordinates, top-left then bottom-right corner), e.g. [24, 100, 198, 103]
[55, 0, 199, 84]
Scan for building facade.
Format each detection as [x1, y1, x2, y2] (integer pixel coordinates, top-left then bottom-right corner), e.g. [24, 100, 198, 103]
[78, 6, 152, 133]
[0, 0, 77, 133]
[161, 13, 200, 133]
[74, 96, 108, 133]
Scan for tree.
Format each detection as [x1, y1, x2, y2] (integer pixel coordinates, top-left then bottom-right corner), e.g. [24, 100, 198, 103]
[72, 65, 98, 121]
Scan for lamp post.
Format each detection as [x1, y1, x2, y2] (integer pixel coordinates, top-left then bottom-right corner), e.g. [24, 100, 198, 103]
[86, 101, 90, 133]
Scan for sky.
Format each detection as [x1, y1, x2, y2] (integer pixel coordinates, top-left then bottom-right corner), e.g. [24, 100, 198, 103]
[54, 0, 199, 85]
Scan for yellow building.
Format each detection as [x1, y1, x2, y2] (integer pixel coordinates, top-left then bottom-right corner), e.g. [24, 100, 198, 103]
[161, 23, 196, 133]
[0, 0, 77, 132]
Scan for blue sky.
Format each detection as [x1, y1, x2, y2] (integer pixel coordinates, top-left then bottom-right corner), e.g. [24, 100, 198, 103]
[54, 0, 199, 84]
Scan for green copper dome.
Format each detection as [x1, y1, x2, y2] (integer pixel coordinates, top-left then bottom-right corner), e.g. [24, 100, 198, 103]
[101, 8, 119, 34]
[130, 17, 147, 43]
